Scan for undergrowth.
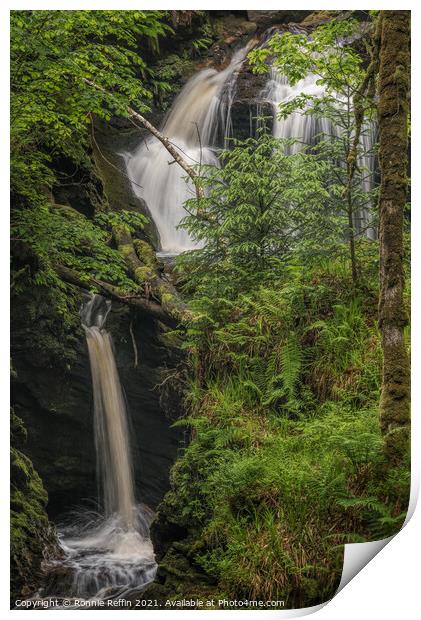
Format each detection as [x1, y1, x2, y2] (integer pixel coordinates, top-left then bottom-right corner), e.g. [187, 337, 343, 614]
[161, 249, 410, 607]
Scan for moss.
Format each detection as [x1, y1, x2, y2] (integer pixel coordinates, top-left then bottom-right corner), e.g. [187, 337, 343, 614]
[10, 408, 59, 604]
[133, 239, 157, 269]
[377, 11, 411, 464]
[119, 243, 134, 258]
[161, 292, 175, 306]
[10, 411, 27, 448]
[134, 265, 156, 284]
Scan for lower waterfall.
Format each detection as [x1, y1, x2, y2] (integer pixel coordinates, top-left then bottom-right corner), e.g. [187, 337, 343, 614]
[39, 294, 156, 603]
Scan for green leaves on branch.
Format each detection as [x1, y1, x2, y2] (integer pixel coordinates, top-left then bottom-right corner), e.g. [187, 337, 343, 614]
[248, 18, 365, 92]
[11, 10, 172, 205]
[95, 209, 148, 234]
[177, 133, 344, 306]
[12, 205, 147, 293]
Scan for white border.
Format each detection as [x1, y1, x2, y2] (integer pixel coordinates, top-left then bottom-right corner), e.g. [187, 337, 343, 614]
[2, 2, 420, 618]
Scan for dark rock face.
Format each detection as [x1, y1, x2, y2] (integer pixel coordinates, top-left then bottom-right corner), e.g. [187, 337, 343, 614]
[12, 296, 184, 519]
[92, 117, 161, 249]
[247, 10, 313, 27]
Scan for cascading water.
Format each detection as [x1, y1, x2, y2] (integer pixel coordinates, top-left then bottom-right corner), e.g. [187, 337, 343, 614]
[259, 67, 330, 152]
[259, 62, 377, 238]
[83, 294, 135, 528]
[126, 31, 377, 254]
[125, 44, 252, 255]
[39, 294, 156, 603]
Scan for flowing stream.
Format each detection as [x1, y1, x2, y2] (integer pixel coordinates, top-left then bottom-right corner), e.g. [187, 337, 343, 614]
[40, 294, 156, 603]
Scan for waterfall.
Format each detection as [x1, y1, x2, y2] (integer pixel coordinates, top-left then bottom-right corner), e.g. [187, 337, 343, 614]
[126, 33, 376, 252]
[40, 294, 156, 602]
[81, 294, 135, 528]
[125, 44, 252, 255]
[259, 65, 377, 237]
[259, 68, 329, 152]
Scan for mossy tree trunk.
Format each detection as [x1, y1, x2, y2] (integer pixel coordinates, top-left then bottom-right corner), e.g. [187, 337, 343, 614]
[377, 10, 410, 463]
[112, 226, 190, 322]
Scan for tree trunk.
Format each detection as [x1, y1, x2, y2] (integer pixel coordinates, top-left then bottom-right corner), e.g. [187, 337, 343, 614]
[112, 226, 191, 322]
[377, 10, 410, 464]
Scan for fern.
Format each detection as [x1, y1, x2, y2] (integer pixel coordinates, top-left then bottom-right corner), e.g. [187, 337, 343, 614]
[280, 332, 302, 402]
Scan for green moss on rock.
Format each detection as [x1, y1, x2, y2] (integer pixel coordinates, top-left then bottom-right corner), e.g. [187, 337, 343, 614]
[10, 409, 59, 605]
[133, 239, 157, 269]
[134, 265, 156, 284]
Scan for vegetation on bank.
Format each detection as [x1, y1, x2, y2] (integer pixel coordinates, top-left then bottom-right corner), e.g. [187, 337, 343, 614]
[157, 247, 409, 606]
[147, 13, 410, 607]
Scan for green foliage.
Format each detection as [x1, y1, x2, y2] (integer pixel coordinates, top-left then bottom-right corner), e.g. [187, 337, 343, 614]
[11, 203, 148, 365]
[162, 251, 408, 606]
[12, 205, 145, 292]
[11, 10, 172, 206]
[177, 132, 345, 305]
[249, 18, 365, 90]
[191, 22, 214, 54]
[95, 209, 149, 235]
[154, 53, 195, 108]
[248, 16, 379, 260]
[10, 10, 172, 363]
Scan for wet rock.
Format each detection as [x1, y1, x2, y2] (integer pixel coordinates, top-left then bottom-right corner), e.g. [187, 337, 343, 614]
[247, 10, 313, 28]
[12, 295, 184, 520]
[10, 409, 60, 605]
[92, 118, 160, 249]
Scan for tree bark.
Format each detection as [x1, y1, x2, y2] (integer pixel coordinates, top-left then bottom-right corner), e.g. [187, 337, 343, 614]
[112, 226, 191, 322]
[377, 11, 410, 464]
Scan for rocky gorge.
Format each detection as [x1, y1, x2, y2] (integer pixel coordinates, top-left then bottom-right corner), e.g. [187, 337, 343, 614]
[11, 8, 406, 610]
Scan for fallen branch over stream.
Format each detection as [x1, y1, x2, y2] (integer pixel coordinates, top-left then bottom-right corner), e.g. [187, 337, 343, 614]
[83, 78, 204, 204]
[55, 264, 175, 325]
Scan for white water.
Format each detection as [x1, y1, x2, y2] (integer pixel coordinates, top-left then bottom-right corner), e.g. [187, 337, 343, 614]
[40, 295, 156, 602]
[126, 45, 252, 255]
[127, 34, 376, 253]
[259, 65, 377, 237]
[83, 295, 135, 527]
[259, 68, 330, 152]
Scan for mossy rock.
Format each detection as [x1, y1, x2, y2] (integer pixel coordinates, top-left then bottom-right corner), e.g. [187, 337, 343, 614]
[10, 427, 59, 605]
[133, 239, 157, 270]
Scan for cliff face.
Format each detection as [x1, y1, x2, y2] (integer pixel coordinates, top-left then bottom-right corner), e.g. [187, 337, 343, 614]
[10, 408, 59, 604]
[12, 299, 183, 519]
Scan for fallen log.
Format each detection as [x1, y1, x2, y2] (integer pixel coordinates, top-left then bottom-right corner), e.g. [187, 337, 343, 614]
[111, 226, 191, 322]
[55, 264, 175, 325]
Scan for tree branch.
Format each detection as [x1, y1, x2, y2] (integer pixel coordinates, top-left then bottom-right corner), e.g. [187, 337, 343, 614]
[55, 264, 174, 325]
[83, 78, 204, 204]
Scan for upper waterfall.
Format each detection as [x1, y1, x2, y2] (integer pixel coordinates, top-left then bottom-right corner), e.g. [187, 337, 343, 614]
[259, 64, 376, 238]
[126, 30, 377, 253]
[125, 44, 252, 255]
